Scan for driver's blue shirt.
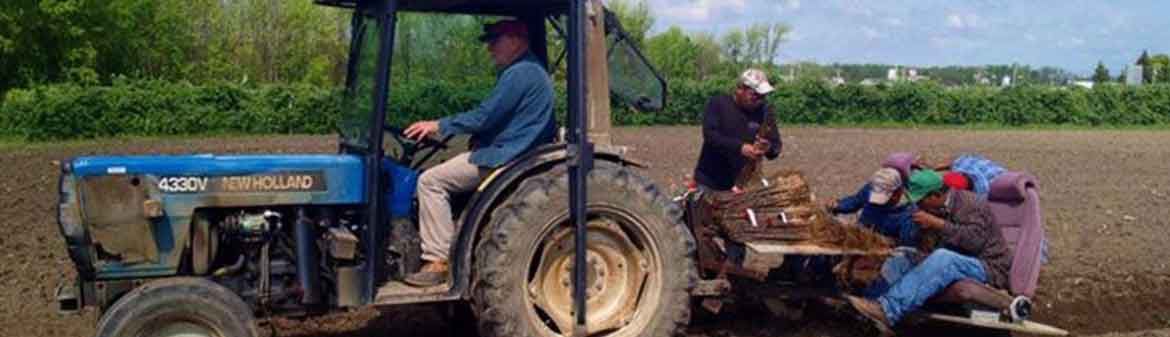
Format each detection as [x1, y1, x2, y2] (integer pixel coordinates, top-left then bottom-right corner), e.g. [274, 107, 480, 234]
[438, 52, 556, 168]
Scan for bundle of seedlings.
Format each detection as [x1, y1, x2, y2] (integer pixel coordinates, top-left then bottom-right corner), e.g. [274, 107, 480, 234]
[705, 170, 893, 252]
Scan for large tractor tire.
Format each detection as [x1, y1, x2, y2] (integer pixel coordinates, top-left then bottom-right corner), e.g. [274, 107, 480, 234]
[472, 162, 696, 337]
[96, 277, 259, 337]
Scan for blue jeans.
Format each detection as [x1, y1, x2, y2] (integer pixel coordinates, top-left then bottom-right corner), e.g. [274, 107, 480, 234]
[862, 247, 918, 298]
[877, 248, 988, 324]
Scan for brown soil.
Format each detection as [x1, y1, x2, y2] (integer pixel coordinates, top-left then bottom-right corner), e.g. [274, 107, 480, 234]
[3, 127, 1169, 336]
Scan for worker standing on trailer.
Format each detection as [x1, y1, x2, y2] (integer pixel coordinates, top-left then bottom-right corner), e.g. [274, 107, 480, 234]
[401, 20, 557, 287]
[692, 69, 783, 193]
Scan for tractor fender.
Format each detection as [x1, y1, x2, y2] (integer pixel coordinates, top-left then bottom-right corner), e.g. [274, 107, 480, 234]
[445, 143, 646, 297]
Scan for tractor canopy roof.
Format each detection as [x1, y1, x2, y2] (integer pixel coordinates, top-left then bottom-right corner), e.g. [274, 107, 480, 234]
[314, 0, 570, 15]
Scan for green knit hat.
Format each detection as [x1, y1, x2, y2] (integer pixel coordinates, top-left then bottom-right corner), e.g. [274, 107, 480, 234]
[907, 170, 944, 203]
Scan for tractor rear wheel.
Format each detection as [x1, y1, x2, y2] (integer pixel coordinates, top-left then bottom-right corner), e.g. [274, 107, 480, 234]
[472, 162, 696, 337]
[96, 277, 258, 337]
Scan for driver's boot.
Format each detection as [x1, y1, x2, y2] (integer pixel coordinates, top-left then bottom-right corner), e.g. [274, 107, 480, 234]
[404, 260, 449, 287]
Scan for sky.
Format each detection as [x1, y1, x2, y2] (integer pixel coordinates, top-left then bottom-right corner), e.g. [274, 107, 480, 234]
[641, 0, 1169, 76]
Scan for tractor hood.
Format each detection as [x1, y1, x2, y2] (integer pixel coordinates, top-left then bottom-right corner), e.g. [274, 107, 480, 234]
[69, 153, 365, 202]
[59, 153, 368, 279]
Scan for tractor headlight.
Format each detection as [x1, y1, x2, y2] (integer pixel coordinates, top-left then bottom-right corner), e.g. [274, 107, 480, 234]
[58, 173, 84, 239]
[57, 163, 95, 279]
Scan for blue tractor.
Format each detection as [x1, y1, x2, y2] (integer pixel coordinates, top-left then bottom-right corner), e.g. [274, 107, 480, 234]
[54, 1, 697, 336]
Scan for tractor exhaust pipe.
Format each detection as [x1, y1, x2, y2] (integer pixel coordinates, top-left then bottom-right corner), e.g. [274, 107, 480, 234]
[295, 208, 322, 305]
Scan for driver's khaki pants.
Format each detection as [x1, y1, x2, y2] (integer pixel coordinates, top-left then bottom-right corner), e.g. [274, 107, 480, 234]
[418, 152, 489, 262]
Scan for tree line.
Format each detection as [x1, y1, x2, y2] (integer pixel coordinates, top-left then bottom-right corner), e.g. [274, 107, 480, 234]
[3, 0, 1092, 97]
[6, 78, 1170, 141]
[6, 0, 1169, 141]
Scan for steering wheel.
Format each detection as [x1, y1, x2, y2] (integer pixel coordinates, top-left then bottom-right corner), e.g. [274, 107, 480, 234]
[384, 125, 454, 169]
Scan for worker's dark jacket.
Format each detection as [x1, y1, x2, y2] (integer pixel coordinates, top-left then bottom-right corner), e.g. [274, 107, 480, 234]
[937, 190, 1013, 289]
[693, 95, 782, 191]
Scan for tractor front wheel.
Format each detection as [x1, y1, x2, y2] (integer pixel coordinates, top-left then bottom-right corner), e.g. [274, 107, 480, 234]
[472, 162, 696, 337]
[95, 277, 258, 337]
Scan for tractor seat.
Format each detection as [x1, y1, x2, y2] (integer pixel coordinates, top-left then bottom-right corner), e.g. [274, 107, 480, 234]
[931, 172, 1046, 306]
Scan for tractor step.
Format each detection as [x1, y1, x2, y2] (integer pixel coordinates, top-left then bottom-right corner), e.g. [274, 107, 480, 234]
[373, 281, 458, 306]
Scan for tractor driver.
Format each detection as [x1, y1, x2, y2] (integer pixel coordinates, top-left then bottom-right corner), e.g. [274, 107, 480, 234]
[401, 20, 557, 287]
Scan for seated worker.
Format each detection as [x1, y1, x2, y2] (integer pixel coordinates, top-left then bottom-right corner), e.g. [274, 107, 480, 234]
[826, 167, 919, 247]
[400, 20, 557, 287]
[692, 68, 782, 193]
[943, 162, 1049, 265]
[934, 153, 1006, 198]
[846, 170, 1012, 335]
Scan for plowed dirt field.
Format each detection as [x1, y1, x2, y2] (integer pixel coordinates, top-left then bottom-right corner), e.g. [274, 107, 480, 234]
[3, 127, 1168, 336]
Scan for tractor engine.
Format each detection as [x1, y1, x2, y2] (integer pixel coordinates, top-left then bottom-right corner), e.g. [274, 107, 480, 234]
[209, 207, 365, 313]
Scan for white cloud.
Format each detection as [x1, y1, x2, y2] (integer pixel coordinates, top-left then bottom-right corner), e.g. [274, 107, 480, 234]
[787, 29, 805, 42]
[783, 0, 801, 10]
[862, 27, 886, 40]
[652, 0, 746, 24]
[929, 35, 984, 51]
[964, 14, 980, 28]
[946, 13, 981, 29]
[883, 17, 904, 27]
[947, 14, 964, 28]
[660, 5, 710, 22]
[1058, 37, 1086, 48]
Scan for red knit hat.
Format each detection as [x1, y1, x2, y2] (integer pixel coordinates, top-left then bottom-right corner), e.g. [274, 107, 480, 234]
[942, 171, 971, 191]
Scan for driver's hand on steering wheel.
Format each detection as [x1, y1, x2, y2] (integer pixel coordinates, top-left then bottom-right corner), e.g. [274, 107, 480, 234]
[404, 120, 440, 141]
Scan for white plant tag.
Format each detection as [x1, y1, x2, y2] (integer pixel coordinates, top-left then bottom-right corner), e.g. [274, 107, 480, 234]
[746, 208, 759, 227]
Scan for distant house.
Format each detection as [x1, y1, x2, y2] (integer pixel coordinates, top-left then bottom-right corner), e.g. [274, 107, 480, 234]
[1071, 80, 1094, 89]
[905, 68, 929, 82]
[974, 74, 992, 86]
[1127, 66, 1143, 86]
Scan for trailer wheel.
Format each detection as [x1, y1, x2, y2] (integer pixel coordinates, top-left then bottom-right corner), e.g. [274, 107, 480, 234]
[96, 277, 258, 337]
[472, 162, 696, 337]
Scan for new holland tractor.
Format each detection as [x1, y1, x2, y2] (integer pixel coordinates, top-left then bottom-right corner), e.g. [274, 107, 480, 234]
[54, 1, 696, 336]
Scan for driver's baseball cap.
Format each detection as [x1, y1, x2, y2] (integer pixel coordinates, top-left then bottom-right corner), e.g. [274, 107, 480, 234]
[478, 20, 529, 42]
[738, 68, 775, 95]
[867, 168, 902, 205]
